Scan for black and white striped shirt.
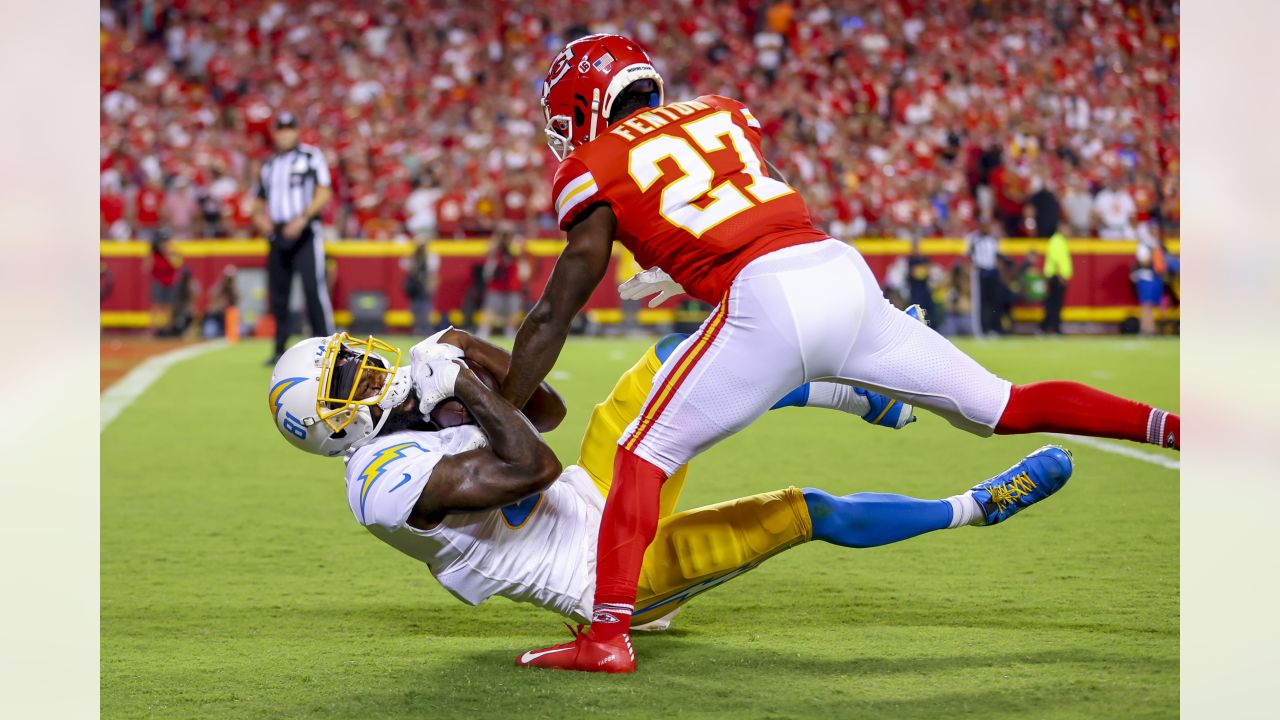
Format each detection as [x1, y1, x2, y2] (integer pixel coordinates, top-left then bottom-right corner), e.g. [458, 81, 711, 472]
[256, 143, 332, 223]
[965, 231, 1000, 271]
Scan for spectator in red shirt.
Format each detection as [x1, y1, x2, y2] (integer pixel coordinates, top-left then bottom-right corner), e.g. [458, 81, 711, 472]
[145, 235, 181, 335]
[435, 190, 467, 239]
[101, 188, 128, 239]
[133, 176, 167, 241]
[99, 0, 1179, 241]
[479, 226, 527, 339]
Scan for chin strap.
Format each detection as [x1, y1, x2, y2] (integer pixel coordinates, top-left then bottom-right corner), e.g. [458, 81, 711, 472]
[341, 406, 389, 456]
[588, 87, 601, 143]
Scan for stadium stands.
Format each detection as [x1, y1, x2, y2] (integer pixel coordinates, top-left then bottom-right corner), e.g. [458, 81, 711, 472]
[99, 0, 1179, 241]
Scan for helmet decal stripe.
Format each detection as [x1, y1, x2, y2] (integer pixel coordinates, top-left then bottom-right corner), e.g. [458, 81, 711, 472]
[268, 376, 307, 419]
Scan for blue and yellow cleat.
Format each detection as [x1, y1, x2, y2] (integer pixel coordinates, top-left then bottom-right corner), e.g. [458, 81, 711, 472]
[970, 445, 1073, 525]
[853, 303, 929, 429]
[855, 388, 916, 429]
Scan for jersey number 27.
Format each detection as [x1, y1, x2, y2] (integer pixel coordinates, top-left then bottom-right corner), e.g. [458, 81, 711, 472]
[627, 111, 794, 238]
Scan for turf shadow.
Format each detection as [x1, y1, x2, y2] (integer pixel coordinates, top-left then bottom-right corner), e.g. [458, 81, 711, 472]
[311, 643, 1171, 720]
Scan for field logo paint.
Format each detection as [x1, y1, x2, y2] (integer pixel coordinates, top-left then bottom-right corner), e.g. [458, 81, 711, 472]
[357, 442, 428, 523]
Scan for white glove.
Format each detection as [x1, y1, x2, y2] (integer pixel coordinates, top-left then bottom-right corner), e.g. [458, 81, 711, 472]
[409, 327, 465, 368]
[411, 358, 461, 417]
[618, 267, 685, 308]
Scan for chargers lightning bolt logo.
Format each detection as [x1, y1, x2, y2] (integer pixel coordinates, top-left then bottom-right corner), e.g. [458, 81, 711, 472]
[268, 377, 306, 420]
[357, 442, 429, 523]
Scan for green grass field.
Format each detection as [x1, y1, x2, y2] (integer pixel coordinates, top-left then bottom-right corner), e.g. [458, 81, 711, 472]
[101, 336, 1179, 719]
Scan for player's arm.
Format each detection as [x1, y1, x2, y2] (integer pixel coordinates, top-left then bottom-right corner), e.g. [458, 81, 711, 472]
[411, 365, 563, 527]
[435, 327, 567, 432]
[252, 164, 274, 236]
[500, 204, 616, 408]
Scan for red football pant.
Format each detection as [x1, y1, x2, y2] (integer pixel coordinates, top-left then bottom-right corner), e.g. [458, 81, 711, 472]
[589, 446, 667, 641]
[996, 381, 1179, 449]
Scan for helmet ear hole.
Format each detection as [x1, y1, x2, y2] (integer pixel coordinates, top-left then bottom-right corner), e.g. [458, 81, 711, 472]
[573, 106, 585, 126]
[331, 428, 348, 440]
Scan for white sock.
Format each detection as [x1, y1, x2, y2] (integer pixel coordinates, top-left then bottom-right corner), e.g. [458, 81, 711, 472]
[805, 382, 871, 417]
[944, 491, 985, 528]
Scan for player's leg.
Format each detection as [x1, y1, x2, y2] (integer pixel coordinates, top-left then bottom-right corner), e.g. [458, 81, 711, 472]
[478, 291, 500, 339]
[522, 245, 918, 670]
[266, 240, 294, 359]
[296, 226, 335, 337]
[629, 445, 1073, 629]
[574, 333, 904, 522]
[575, 337, 690, 518]
[589, 276, 815, 644]
[650, 333, 911, 426]
[836, 249, 1181, 449]
[806, 444, 1072, 546]
[582, 243, 905, 652]
[772, 380, 916, 429]
[631, 487, 811, 627]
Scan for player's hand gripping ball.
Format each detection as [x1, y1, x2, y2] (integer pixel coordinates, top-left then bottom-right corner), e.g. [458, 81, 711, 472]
[430, 359, 499, 428]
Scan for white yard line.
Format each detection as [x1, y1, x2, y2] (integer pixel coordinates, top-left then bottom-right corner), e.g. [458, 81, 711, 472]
[1040, 432, 1180, 471]
[100, 341, 225, 432]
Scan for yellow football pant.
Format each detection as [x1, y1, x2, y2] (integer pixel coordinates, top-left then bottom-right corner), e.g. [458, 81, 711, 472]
[576, 344, 813, 627]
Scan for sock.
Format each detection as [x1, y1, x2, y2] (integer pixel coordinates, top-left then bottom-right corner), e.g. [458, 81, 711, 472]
[1151, 410, 1180, 449]
[944, 491, 985, 528]
[800, 382, 872, 417]
[802, 489, 954, 548]
[590, 446, 667, 640]
[770, 383, 810, 409]
[996, 381, 1180, 449]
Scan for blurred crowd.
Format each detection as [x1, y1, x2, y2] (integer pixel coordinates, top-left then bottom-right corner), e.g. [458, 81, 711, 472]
[100, 0, 1179, 242]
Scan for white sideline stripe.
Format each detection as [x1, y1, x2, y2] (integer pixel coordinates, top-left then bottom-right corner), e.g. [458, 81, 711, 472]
[101, 341, 225, 432]
[1040, 432, 1180, 471]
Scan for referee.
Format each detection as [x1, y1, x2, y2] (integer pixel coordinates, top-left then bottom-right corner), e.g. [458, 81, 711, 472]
[965, 220, 1003, 336]
[254, 112, 335, 364]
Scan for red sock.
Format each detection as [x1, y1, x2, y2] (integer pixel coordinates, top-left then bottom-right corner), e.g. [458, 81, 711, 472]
[588, 447, 667, 641]
[996, 381, 1179, 449]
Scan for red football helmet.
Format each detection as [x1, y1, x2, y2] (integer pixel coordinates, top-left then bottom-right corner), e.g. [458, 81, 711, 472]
[540, 34, 665, 161]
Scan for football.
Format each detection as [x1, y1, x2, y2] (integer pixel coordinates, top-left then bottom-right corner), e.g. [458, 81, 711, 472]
[430, 358, 498, 428]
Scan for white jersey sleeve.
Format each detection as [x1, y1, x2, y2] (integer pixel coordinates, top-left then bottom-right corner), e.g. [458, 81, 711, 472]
[345, 438, 444, 531]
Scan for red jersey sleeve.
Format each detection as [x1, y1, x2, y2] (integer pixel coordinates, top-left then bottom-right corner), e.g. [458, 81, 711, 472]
[552, 155, 607, 231]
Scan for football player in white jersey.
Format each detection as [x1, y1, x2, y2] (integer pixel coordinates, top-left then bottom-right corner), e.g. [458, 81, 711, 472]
[267, 328, 1072, 644]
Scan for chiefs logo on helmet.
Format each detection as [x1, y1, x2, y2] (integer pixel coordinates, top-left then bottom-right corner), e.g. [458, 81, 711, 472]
[540, 34, 665, 161]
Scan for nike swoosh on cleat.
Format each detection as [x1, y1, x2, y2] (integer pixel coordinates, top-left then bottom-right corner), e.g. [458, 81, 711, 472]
[519, 647, 573, 664]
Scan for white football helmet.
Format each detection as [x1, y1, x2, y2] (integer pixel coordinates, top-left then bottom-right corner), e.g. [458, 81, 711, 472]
[267, 334, 412, 457]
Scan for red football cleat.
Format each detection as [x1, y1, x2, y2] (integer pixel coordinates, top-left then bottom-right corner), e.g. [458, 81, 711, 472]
[515, 624, 636, 673]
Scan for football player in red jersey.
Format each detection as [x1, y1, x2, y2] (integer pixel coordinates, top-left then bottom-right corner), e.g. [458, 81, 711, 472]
[497, 34, 1180, 673]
